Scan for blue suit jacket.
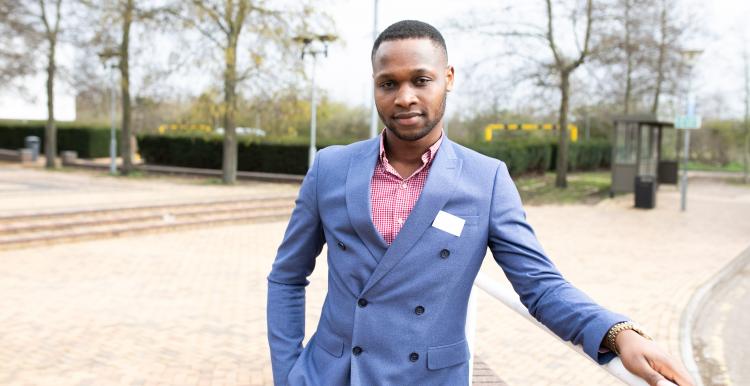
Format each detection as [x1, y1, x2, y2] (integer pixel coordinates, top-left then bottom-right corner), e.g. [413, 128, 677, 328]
[267, 136, 626, 386]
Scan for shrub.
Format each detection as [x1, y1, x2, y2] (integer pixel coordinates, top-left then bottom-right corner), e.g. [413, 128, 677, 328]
[0, 120, 118, 158]
[137, 132, 612, 176]
[137, 133, 320, 175]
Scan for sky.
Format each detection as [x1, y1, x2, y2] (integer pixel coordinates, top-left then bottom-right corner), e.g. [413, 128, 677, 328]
[315, 0, 750, 119]
[0, 0, 748, 122]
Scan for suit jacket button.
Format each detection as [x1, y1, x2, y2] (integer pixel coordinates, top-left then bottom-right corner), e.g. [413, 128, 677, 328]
[414, 305, 425, 315]
[352, 346, 363, 356]
[409, 352, 419, 362]
[337, 241, 346, 250]
[358, 298, 368, 308]
[440, 249, 450, 258]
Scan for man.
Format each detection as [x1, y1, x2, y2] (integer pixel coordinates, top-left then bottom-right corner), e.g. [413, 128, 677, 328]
[267, 20, 693, 386]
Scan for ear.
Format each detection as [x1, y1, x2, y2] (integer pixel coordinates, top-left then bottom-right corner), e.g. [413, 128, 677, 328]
[445, 65, 455, 92]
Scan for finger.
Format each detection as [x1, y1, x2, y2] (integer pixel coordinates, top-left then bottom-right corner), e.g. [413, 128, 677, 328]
[651, 356, 694, 386]
[657, 380, 677, 386]
[632, 354, 669, 386]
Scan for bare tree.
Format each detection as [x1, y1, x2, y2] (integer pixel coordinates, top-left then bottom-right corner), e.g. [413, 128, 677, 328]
[545, 0, 594, 188]
[34, 0, 64, 169]
[77, 0, 172, 174]
[650, 0, 668, 114]
[452, 1, 596, 188]
[2, 0, 65, 168]
[118, 0, 134, 173]
[171, 0, 314, 184]
[0, 1, 41, 86]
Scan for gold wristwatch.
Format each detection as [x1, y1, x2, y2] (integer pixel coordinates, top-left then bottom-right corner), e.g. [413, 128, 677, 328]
[605, 321, 652, 356]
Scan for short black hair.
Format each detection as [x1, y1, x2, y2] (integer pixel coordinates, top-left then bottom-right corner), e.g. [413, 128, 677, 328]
[371, 20, 447, 62]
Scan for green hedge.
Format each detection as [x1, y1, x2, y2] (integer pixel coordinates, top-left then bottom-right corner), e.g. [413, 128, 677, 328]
[138, 134, 313, 175]
[0, 120, 118, 158]
[550, 139, 612, 172]
[137, 133, 611, 177]
[470, 139, 553, 176]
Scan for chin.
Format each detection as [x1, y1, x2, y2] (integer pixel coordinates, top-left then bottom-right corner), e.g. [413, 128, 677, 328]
[388, 123, 434, 142]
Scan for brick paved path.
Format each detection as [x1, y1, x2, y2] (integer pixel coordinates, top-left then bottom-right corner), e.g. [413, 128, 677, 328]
[0, 166, 748, 385]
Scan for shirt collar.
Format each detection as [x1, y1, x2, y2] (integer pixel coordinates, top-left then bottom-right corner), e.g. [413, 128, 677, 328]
[378, 128, 444, 167]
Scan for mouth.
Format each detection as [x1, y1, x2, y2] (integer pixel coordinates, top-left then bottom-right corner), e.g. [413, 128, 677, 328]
[393, 112, 424, 126]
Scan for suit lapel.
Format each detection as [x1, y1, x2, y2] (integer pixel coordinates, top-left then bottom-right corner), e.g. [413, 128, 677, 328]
[360, 139, 463, 295]
[346, 137, 388, 263]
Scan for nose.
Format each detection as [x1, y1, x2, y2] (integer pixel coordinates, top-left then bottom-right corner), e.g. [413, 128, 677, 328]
[394, 84, 418, 108]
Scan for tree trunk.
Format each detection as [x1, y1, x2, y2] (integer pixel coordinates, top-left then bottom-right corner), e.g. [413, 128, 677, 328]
[119, 0, 134, 174]
[623, 0, 632, 114]
[651, 1, 667, 115]
[555, 72, 570, 188]
[222, 34, 238, 184]
[44, 35, 56, 168]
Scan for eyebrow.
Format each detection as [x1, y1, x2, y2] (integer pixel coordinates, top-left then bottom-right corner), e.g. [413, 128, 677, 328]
[374, 68, 435, 81]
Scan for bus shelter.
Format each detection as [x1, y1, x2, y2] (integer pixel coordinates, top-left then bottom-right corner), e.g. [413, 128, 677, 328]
[611, 115, 678, 208]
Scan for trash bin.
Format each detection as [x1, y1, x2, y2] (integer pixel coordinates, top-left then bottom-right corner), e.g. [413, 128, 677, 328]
[634, 175, 656, 209]
[24, 136, 40, 161]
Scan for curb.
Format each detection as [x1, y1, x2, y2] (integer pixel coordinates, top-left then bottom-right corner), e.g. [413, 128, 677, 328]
[679, 244, 750, 386]
[65, 159, 306, 183]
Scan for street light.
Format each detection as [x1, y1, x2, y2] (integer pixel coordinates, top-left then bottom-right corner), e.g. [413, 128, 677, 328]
[98, 48, 119, 176]
[294, 34, 337, 168]
[678, 49, 703, 212]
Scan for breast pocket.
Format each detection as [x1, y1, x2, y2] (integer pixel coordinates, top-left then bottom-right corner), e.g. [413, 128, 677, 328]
[427, 339, 470, 370]
[313, 331, 344, 358]
[459, 215, 479, 226]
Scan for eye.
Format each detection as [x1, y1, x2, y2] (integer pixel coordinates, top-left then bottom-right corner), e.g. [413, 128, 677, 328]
[379, 80, 395, 89]
[415, 77, 432, 86]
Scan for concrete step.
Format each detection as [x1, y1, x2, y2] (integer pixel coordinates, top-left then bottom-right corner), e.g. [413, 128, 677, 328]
[0, 194, 298, 223]
[0, 196, 296, 250]
[0, 201, 295, 233]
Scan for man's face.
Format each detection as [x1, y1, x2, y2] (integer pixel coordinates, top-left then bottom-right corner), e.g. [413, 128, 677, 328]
[372, 38, 454, 142]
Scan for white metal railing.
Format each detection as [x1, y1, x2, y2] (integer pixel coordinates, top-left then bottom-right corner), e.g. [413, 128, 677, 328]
[466, 272, 677, 386]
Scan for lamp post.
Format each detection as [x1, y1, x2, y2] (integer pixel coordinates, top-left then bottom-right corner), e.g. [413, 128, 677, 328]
[98, 49, 119, 175]
[678, 49, 702, 212]
[294, 34, 337, 168]
[369, 0, 380, 138]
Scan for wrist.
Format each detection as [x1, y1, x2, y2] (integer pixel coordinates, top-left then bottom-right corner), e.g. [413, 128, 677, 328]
[605, 321, 652, 355]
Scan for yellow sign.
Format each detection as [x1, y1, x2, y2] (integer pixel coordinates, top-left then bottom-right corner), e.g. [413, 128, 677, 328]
[157, 123, 213, 134]
[484, 123, 578, 142]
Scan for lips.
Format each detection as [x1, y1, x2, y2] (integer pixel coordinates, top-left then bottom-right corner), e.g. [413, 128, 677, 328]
[393, 112, 423, 126]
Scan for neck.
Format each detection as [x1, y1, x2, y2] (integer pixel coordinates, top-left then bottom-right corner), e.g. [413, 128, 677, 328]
[384, 125, 443, 165]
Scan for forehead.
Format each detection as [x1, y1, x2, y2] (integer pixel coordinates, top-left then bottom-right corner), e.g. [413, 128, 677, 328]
[372, 38, 446, 76]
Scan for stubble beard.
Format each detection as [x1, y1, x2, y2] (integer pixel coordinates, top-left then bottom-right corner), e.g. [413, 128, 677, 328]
[379, 91, 447, 142]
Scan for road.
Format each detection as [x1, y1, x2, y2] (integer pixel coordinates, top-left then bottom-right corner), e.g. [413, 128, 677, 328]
[693, 254, 750, 386]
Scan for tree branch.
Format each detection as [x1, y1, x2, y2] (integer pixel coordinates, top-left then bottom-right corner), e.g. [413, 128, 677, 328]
[192, 0, 229, 35]
[545, 0, 563, 68]
[569, 0, 593, 70]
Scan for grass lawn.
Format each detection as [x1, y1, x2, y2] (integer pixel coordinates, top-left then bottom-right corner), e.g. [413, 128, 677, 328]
[514, 171, 612, 206]
[686, 161, 745, 173]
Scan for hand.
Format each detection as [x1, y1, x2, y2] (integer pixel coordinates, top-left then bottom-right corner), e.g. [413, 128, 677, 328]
[616, 330, 695, 386]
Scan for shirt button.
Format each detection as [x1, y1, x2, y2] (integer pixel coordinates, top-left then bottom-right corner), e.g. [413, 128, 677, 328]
[440, 249, 450, 259]
[358, 298, 368, 308]
[401, 183, 407, 189]
[337, 241, 346, 251]
[397, 218, 404, 225]
[414, 305, 425, 315]
[352, 346, 363, 356]
[409, 352, 419, 362]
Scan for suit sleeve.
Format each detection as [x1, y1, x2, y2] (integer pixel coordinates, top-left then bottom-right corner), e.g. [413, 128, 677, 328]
[266, 152, 326, 385]
[487, 161, 627, 364]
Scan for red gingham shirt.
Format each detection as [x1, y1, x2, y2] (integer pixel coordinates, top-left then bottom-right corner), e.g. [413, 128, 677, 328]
[370, 130, 443, 245]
